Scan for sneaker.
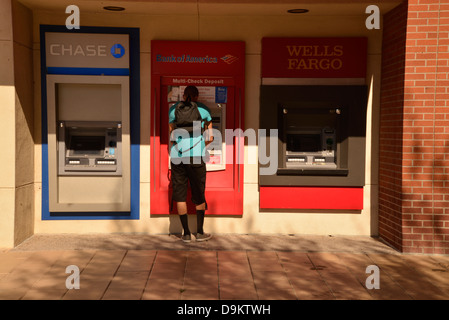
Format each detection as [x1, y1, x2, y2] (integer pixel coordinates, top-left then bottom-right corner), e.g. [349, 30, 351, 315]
[195, 233, 212, 242]
[181, 234, 191, 243]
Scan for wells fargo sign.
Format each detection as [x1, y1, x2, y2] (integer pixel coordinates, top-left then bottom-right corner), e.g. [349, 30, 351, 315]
[261, 37, 367, 79]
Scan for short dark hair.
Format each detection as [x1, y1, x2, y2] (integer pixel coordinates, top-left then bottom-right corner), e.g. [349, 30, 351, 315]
[184, 86, 199, 104]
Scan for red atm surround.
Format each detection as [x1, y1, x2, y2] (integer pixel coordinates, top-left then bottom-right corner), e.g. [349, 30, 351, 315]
[259, 37, 368, 211]
[150, 40, 245, 215]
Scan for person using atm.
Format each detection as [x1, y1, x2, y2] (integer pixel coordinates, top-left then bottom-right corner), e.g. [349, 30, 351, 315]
[169, 86, 214, 243]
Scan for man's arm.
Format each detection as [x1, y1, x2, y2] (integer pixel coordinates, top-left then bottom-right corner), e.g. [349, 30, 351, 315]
[168, 122, 176, 152]
[203, 121, 214, 146]
[169, 122, 176, 135]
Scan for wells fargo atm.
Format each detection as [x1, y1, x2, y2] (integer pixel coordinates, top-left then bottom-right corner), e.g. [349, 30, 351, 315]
[41, 26, 140, 219]
[259, 37, 368, 211]
[150, 40, 245, 215]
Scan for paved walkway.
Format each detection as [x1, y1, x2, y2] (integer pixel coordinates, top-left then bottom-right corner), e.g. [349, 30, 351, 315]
[0, 234, 448, 300]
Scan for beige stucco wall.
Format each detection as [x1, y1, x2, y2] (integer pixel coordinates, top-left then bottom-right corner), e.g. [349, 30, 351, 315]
[0, 0, 34, 248]
[0, 1, 393, 246]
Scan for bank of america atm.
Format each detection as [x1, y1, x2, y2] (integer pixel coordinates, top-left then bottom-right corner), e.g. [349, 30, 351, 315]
[150, 40, 245, 215]
[41, 27, 139, 218]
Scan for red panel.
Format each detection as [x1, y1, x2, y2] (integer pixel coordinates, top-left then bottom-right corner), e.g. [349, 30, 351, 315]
[259, 186, 364, 210]
[151, 40, 245, 76]
[261, 37, 367, 79]
[150, 40, 245, 216]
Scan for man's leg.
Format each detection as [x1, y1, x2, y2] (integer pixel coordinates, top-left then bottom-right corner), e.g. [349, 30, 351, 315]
[195, 202, 211, 241]
[195, 203, 206, 234]
[188, 163, 211, 241]
[177, 202, 191, 243]
[171, 162, 190, 242]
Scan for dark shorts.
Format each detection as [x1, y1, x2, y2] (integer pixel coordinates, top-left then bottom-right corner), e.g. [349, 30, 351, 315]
[171, 159, 207, 205]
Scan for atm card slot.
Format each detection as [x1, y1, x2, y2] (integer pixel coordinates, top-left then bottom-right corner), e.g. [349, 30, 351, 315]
[287, 156, 307, 163]
[313, 157, 326, 164]
[95, 159, 117, 165]
[66, 158, 89, 165]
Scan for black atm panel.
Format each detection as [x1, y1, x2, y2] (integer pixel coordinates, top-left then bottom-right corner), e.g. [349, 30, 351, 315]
[58, 121, 122, 175]
[281, 107, 339, 170]
[259, 85, 367, 187]
[68, 135, 105, 156]
[285, 128, 336, 168]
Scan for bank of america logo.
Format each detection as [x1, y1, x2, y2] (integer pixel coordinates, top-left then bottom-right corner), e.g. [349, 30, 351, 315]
[221, 54, 238, 64]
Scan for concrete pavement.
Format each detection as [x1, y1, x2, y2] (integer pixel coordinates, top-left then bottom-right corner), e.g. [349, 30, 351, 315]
[0, 233, 448, 300]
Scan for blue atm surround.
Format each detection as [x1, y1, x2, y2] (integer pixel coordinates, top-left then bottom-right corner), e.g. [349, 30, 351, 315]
[40, 25, 140, 220]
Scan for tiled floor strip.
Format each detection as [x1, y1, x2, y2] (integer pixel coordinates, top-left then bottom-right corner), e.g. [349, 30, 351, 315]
[1, 248, 448, 300]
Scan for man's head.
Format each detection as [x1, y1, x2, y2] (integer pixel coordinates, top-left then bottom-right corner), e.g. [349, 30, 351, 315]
[183, 85, 199, 103]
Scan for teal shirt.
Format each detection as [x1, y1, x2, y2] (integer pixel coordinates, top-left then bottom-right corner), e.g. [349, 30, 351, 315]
[169, 102, 212, 160]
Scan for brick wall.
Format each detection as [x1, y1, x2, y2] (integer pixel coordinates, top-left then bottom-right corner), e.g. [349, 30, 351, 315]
[380, 0, 449, 254]
[379, 1, 408, 252]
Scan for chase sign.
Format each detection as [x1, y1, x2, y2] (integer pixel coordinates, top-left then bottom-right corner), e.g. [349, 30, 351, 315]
[45, 32, 129, 69]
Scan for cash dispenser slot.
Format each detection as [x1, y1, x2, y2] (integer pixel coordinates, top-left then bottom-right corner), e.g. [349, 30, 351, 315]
[58, 121, 122, 175]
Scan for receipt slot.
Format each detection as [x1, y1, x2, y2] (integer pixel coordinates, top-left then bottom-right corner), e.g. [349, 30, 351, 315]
[46, 75, 131, 213]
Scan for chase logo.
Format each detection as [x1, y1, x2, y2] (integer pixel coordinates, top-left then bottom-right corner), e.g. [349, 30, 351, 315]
[111, 44, 125, 58]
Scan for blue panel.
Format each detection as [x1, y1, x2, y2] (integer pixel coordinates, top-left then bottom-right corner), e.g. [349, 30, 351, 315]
[215, 86, 227, 103]
[41, 143, 50, 220]
[47, 67, 130, 76]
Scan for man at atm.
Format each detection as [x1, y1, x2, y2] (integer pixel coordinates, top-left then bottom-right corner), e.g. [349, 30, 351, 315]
[169, 86, 214, 243]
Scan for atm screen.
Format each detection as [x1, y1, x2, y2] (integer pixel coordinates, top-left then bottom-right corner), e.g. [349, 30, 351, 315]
[287, 134, 321, 152]
[69, 136, 105, 156]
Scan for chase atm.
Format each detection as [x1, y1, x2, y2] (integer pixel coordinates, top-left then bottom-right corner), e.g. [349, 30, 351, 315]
[40, 26, 139, 218]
